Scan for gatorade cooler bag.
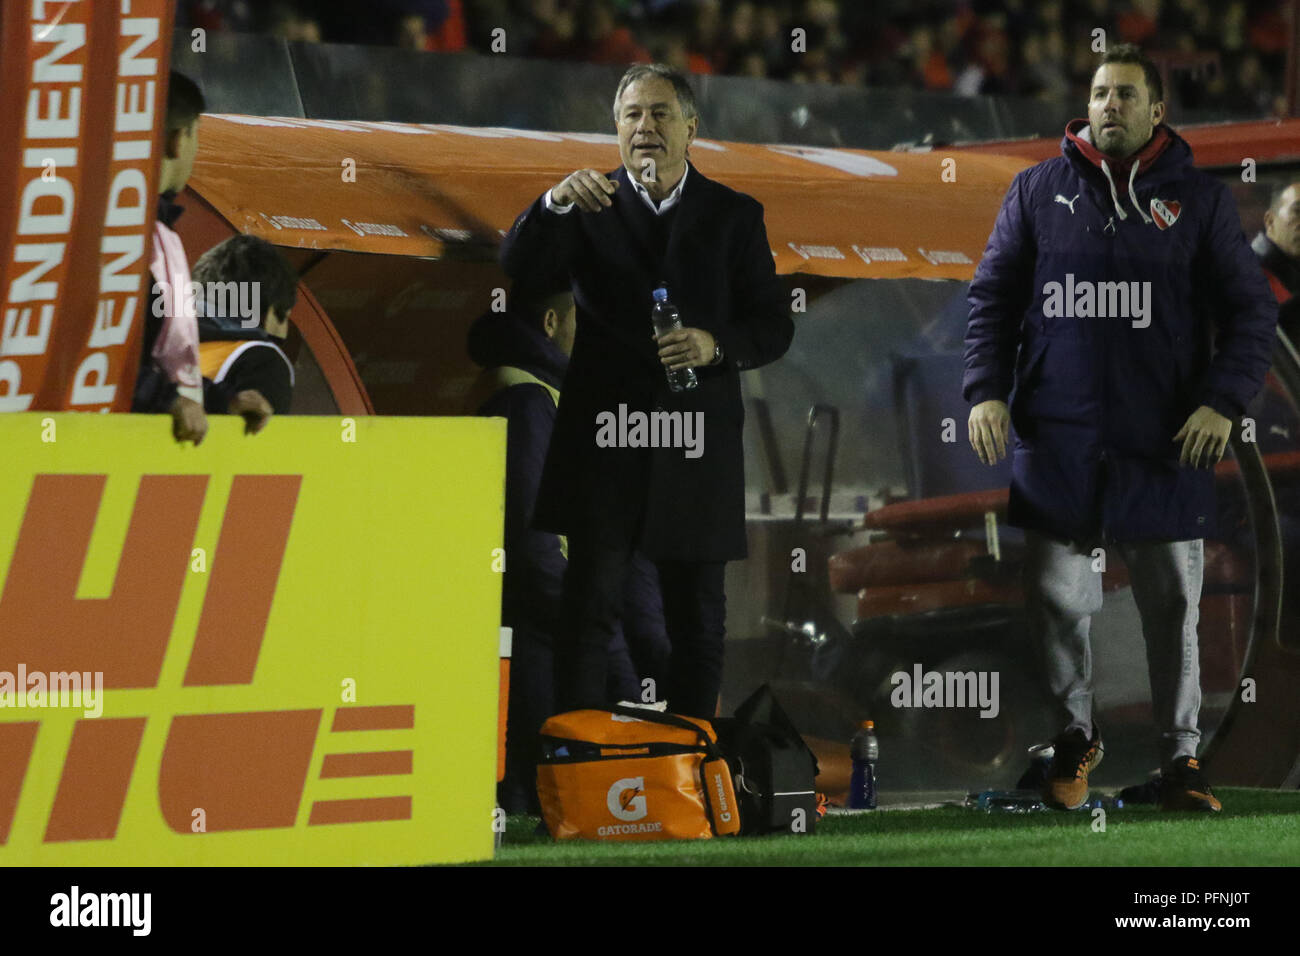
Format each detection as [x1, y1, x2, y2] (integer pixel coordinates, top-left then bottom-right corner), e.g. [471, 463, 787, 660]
[537, 705, 741, 841]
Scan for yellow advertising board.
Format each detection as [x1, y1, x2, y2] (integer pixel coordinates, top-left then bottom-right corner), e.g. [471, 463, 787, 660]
[0, 413, 504, 865]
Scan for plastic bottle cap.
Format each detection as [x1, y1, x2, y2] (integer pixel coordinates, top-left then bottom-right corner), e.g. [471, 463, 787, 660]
[861, 720, 874, 730]
[652, 286, 668, 301]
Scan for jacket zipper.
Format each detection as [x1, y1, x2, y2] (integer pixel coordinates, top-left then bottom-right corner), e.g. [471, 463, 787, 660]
[1099, 176, 1115, 542]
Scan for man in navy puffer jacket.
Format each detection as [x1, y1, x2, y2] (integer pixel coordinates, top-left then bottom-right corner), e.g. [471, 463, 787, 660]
[964, 44, 1277, 812]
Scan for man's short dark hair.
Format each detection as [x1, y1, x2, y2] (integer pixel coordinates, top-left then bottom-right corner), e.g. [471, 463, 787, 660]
[511, 278, 572, 333]
[1098, 43, 1163, 105]
[613, 63, 698, 121]
[167, 71, 206, 133]
[191, 235, 298, 326]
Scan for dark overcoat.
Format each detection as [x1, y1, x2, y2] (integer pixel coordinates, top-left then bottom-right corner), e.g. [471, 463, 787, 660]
[500, 163, 794, 561]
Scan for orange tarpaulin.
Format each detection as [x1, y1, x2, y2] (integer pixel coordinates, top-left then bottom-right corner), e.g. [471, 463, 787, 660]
[188, 115, 1033, 281]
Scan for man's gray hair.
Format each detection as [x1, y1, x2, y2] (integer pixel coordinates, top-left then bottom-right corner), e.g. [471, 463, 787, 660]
[612, 64, 698, 122]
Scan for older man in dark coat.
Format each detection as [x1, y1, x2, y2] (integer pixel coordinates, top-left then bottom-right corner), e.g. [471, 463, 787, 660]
[500, 64, 793, 718]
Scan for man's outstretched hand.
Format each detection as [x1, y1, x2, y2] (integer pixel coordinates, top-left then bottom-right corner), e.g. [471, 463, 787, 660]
[228, 389, 273, 435]
[1174, 405, 1231, 468]
[969, 399, 1010, 465]
[552, 169, 619, 212]
[169, 395, 208, 446]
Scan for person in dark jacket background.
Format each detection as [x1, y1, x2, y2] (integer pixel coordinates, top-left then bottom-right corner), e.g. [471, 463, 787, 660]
[191, 234, 298, 431]
[1248, 179, 1300, 651]
[964, 44, 1277, 813]
[1251, 179, 1300, 344]
[134, 72, 208, 445]
[466, 278, 669, 813]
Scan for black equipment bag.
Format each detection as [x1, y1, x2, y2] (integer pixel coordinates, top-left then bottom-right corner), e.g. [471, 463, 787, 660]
[712, 685, 820, 835]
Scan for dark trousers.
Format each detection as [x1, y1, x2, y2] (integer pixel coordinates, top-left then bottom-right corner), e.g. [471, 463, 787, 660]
[556, 536, 727, 719]
[499, 554, 671, 814]
[499, 623, 643, 814]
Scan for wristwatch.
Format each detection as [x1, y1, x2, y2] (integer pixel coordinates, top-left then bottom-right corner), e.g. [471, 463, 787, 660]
[711, 342, 724, 366]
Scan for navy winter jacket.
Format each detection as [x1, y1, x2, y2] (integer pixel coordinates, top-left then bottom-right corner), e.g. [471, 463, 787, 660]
[466, 308, 569, 638]
[964, 122, 1277, 542]
[465, 308, 668, 675]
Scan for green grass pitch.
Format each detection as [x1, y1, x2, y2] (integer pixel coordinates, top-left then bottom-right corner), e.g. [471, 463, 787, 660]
[479, 789, 1300, 866]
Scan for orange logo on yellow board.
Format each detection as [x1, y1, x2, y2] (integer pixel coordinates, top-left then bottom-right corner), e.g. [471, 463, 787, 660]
[0, 474, 414, 844]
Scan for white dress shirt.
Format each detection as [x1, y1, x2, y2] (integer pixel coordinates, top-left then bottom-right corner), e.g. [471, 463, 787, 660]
[538, 162, 720, 365]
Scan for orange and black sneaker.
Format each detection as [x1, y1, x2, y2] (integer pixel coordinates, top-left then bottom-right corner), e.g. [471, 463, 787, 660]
[1042, 726, 1103, 810]
[1159, 756, 1222, 812]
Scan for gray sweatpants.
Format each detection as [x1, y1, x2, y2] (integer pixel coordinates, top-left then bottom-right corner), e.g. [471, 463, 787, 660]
[1024, 530, 1204, 765]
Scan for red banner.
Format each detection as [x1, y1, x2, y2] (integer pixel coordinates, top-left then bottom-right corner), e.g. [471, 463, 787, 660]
[0, 0, 174, 412]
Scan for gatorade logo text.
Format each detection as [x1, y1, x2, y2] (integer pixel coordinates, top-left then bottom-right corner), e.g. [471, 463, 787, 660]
[712, 769, 731, 823]
[606, 777, 648, 822]
[596, 821, 664, 837]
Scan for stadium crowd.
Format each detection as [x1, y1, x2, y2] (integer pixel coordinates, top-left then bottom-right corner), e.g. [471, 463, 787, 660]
[179, 0, 1290, 115]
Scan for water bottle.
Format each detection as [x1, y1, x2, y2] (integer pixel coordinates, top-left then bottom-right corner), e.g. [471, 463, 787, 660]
[1016, 742, 1055, 790]
[965, 790, 1122, 813]
[968, 789, 1048, 813]
[848, 720, 878, 809]
[651, 285, 698, 392]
